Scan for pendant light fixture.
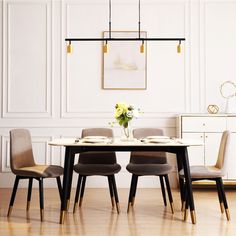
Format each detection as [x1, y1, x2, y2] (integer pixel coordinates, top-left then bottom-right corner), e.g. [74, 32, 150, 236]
[66, 0, 185, 54]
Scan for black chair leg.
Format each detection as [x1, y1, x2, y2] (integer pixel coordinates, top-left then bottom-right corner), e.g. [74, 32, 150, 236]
[216, 179, 224, 214]
[73, 175, 82, 213]
[27, 178, 33, 211]
[131, 175, 138, 206]
[127, 174, 136, 213]
[38, 178, 44, 222]
[79, 176, 87, 207]
[108, 176, 115, 208]
[56, 176, 62, 201]
[7, 176, 20, 217]
[111, 175, 120, 214]
[159, 176, 167, 206]
[164, 175, 174, 214]
[217, 178, 230, 220]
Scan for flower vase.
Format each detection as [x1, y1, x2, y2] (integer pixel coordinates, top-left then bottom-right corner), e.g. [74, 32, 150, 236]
[122, 122, 133, 141]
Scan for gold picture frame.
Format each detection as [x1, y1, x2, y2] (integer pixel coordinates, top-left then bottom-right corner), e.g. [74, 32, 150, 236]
[102, 31, 147, 90]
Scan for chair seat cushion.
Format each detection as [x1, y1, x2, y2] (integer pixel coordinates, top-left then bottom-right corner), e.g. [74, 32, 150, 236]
[179, 165, 224, 179]
[74, 163, 121, 176]
[126, 163, 173, 176]
[14, 165, 64, 178]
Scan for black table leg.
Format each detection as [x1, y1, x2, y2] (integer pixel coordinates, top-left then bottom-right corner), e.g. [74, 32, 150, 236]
[176, 151, 185, 210]
[60, 147, 75, 224]
[180, 147, 196, 224]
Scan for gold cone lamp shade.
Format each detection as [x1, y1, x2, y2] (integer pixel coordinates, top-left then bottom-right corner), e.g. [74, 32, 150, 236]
[177, 43, 181, 53]
[103, 42, 109, 53]
[67, 41, 73, 54]
[140, 41, 145, 53]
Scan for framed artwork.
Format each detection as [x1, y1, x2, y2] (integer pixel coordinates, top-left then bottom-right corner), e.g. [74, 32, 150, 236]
[102, 31, 147, 90]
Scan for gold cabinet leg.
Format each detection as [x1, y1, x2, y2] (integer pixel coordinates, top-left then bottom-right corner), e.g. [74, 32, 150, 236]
[131, 197, 135, 206]
[183, 208, 188, 221]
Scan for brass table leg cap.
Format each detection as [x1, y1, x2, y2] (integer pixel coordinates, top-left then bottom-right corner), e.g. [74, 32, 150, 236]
[60, 210, 66, 224]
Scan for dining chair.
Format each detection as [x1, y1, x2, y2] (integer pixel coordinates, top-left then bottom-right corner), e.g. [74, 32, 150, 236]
[8, 129, 63, 221]
[126, 128, 174, 213]
[179, 130, 231, 221]
[73, 128, 121, 214]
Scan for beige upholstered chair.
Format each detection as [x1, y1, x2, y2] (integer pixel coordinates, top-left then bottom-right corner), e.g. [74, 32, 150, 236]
[73, 128, 121, 213]
[126, 128, 174, 213]
[8, 129, 63, 221]
[179, 130, 231, 220]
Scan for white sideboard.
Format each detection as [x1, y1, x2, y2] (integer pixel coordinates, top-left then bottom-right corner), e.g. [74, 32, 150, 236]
[177, 114, 236, 181]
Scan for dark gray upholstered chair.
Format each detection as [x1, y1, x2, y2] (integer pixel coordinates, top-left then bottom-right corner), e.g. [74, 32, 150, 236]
[73, 128, 121, 213]
[180, 130, 231, 221]
[126, 128, 174, 213]
[8, 129, 63, 221]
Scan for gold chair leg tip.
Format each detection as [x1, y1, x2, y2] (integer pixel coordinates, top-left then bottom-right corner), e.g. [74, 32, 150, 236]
[60, 210, 66, 224]
[26, 201, 31, 211]
[226, 209, 230, 221]
[127, 202, 132, 213]
[170, 203, 174, 214]
[190, 210, 196, 224]
[220, 203, 225, 214]
[40, 209, 44, 222]
[7, 206, 13, 217]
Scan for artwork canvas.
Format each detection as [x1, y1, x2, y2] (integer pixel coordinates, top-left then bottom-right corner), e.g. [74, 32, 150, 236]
[102, 31, 147, 90]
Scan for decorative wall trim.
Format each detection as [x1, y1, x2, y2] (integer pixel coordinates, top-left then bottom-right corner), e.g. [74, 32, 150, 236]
[2, 1, 53, 118]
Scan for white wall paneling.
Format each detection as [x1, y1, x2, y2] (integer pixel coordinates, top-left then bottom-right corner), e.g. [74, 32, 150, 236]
[2, 0, 53, 117]
[1, 0, 236, 187]
[200, 0, 236, 113]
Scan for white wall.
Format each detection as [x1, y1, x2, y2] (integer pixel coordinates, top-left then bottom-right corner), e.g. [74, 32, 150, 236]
[0, 0, 236, 188]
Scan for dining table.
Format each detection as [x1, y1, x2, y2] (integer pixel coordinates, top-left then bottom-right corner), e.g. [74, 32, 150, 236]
[49, 137, 203, 224]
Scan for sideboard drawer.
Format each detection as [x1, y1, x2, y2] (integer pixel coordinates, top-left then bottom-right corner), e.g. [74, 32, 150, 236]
[182, 117, 226, 132]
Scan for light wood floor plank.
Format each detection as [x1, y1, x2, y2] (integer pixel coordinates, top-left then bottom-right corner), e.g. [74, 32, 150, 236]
[0, 188, 236, 236]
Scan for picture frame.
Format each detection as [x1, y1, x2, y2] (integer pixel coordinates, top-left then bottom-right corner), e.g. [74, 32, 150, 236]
[102, 31, 147, 90]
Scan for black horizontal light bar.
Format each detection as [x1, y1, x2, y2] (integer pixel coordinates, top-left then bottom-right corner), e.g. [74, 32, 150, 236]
[65, 38, 185, 42]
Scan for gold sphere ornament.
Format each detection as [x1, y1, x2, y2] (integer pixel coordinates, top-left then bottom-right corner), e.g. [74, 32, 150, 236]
[207, 104, 219, 114]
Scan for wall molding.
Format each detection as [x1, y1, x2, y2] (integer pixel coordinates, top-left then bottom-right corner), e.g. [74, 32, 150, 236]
[2, 0, 53, 118]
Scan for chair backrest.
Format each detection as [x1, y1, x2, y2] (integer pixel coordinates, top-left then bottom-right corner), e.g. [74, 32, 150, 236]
[130, 128, 167, 164]
[215, 130, 231, 175]
[10, 129, 36, 173]
[79, 128, 117, 164]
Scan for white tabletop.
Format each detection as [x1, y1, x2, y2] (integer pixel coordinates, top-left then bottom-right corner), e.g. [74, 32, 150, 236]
[48, 137, 203, 147]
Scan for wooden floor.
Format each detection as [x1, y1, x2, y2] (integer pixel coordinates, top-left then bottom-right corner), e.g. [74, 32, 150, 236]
[0, 188, 236, 236]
